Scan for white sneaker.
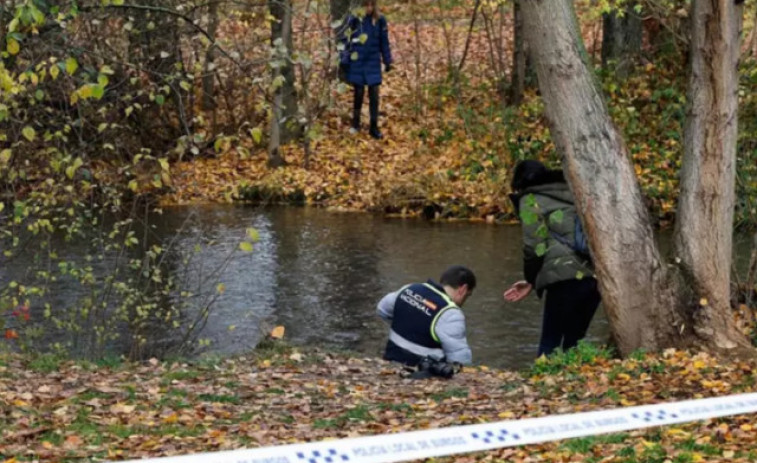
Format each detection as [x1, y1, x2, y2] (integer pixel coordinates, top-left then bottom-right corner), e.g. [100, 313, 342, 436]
[348, 127, 358, 135]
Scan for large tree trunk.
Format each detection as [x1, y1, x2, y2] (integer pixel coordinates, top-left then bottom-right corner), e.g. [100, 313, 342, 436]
[601, 2, 642, 79]
[269, 0, 299, 147]
[521, 0, 750, 355]
[673, 0, 745, 350]
[521, 0, 677, 355]
[508, 0, 526, 106]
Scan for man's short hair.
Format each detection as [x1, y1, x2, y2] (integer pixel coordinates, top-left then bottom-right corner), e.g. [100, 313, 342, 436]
[440, 265, 476, 290]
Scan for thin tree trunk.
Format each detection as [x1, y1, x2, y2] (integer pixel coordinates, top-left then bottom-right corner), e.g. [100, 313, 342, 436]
[269, 0, 299, 145]
[601, 2, 642, 79]
[412, 0, 423, 119]
[268, 0, 295, 167]
[508, 0, 525, 106]
[674, 0, 745, 350]
[457, 0, 482, 74]
[521, 0, 681, 355]
[202, 0, 219, 111]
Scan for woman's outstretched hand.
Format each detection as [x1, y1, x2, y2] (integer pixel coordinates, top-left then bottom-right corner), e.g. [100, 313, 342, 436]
[503, 280, 533, 302]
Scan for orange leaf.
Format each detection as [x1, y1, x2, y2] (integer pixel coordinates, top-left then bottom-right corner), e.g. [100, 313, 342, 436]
[270, 325, 285, 339]
[4, 329, 18, 340]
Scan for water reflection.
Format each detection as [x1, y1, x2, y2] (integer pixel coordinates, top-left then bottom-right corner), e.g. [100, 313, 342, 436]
[149, 205, 610, 369]
[22, 205, 753, 370]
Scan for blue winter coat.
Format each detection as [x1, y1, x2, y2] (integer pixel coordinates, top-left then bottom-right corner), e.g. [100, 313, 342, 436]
[341, 14, 393, 86]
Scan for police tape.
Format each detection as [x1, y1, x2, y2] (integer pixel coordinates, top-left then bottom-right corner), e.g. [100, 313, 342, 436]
[116, 392, 757, 463]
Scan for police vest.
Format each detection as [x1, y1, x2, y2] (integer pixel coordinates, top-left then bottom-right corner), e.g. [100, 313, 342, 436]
[386, 281, 459, 362]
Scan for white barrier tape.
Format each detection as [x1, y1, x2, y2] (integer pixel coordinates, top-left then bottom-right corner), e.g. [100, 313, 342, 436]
[115, 392, 757, 463]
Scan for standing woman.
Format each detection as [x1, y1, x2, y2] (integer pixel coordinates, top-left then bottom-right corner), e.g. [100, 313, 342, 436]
[503, 160, 602, 357]
[342, 0, 393, 139]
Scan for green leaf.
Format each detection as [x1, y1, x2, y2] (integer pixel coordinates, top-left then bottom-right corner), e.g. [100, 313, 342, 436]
[65, 57, 78, 75]
[549, 210, 564, 225]
[0, 202, 4, 213]
[535, 243, 547, 257]
[92, 85, 105, 99]
[155, 94, 165, 106]
[575, 271, 585, 280]
[251, 127, 263, 144]
[358, 33, 368, 44]
[520, 209, 538, 226]
[0, 149, 12, 163]
[239, 242, 254, 252]
[22, 126, 36, 142]
[179, 81, 191, 92]
[536, 223, 549, 239]
[158, 158, 170, 172]
[246, 228, 260, 242]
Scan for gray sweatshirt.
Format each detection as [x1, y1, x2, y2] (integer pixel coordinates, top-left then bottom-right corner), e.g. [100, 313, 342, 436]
[376, 290, 473, 365]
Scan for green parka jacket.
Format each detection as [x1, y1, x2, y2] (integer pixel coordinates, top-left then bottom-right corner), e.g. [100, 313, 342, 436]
[513, 182, 594, 293]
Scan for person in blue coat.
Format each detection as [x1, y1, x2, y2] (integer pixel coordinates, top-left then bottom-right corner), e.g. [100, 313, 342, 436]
[340, 0, 393, 139]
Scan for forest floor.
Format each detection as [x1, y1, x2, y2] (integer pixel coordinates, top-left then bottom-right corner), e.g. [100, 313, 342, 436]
[3, 343, 757, 463]
[159, 2, 751, 226]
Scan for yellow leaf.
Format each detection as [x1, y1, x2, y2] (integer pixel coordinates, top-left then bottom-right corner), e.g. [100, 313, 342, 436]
[0, 203, 4, 213]
[740, 424, 752, 431]
[270, 325, 285, 339]
[158, 158, 170, 172]
[22, 126, 36, 142]
[128, 180, 138, 192]
[65, 57, 78, 75]
[497, 411, 514, 419]
[78, 85, 94, 99]
[723, 450, 735, 458]
[7, 38, 20, 56]
[0, 149, 11, 163]
[692, 360, 706, 370]
[699, 298, 708, 306]
[246, 228, 260, 242]
[216, 283, 225, 294]
[239, 241, 253, 252]
[163, 413, 178, 424]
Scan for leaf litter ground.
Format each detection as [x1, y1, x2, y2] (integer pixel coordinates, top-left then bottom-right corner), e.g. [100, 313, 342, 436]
[3, 346, 757, 462]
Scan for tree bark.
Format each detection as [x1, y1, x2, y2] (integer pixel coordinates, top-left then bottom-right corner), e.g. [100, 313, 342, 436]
[674, 0, 745, 350]
[601, 2, 642, 79]
[202, 0, 219, 111]
[269, 0, 299, 149]
[521, 0, 682, 355]
[330, 0, 353, 25]
[268, 0, 297, 167]
[508, 0, 526, 106]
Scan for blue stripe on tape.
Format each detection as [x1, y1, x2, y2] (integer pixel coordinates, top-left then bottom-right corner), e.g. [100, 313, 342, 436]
[111, 392, 757, 463]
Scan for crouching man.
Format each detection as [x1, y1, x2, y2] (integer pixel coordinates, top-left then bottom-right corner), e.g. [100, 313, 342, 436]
[376, 265, 475, 367]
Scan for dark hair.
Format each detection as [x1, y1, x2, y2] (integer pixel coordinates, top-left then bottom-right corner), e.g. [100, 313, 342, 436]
[440, 265, 476, 291]
[510, 160, 565, 192]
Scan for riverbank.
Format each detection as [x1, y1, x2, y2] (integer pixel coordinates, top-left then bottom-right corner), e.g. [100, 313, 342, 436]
[3, 343, 757, 462]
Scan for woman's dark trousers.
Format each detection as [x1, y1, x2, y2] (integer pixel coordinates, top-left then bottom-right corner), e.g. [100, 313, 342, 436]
[538, 278, 601, 357]
[352, 85, 380, 134]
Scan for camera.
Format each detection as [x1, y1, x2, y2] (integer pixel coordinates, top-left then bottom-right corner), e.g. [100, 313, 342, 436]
[414, 356, 456, 379]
